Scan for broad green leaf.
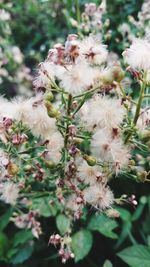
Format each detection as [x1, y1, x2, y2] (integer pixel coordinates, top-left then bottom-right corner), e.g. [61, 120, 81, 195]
[7, 247, 20, 260]
[118, 245, 150, 267]
[115, 207, 131, 221]
[0, 232, 9, 259]
[103, 259, 113, 267]
[56, 214, 71, 235]
[147, 236, 150, 249]
[32, 196, 54, 217]
[88, 214, 118, 239]
[131, 204, 145, 222]
[71, 229, 93, 262]
[13, 230, 33, 247]
[115, 221, 132, 249]
[0, 207, 13, 231]
[10, 244, 34, 265]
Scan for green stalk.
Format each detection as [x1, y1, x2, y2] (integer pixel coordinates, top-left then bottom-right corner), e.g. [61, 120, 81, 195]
[73, 85, 101, 99]
[133, 80, 146, 125]
[64, 94, 72, 148]
[75, 0, 80, 25]
[72, 96, 86, 116]
[124, 74, 147, 144]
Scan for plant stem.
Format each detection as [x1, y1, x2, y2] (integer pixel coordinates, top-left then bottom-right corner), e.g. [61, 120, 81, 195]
[73, 85, 101, 99]
[72, 96, 86, 116]
[124, 76, 147, 144]
[133, 81, 146, 125]
[64, 94, 72, 148]
[76, 0, 80, 25]
[144, 94, 150, 97]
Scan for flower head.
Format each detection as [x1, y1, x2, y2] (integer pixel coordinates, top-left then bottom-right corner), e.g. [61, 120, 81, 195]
[84, 184, 114, 210]
[123, 38, 150, 71]
[80, 36, 108, 65]
[0, 181, 19, 205]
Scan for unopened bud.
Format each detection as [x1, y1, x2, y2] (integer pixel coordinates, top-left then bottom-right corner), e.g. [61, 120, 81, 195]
[106, 208, 120, 218]
[137, 171, 148, 182]
[44, 101, 60, 118]
[23, 164, 32, 172]
[45, 160, 55, 169]
[76, 196, 83, 204]
[83, 155, 97, 166]
[73, 137, 82, 144]
[7, 163, 19, 175]
[112, 65, 125, 82]
[64, 236, 72, 244]
[44, 91, 54, 102]
[128, 160, 135, 167]
[70, 253, 75, 258]
[100, 69, 114, 84]
[140, 130, 150, 141]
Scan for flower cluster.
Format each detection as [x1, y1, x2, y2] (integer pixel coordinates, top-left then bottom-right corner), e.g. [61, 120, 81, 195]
[0, 32, 150, 263]
[119, 0, 150, 47]
[0, 3, 32, 96]
[69, 1, 111, 41]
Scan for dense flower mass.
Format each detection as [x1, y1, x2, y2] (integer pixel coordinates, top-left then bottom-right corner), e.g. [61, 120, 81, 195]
[0, 26, 150, 263]
[123, 38, 150, 71]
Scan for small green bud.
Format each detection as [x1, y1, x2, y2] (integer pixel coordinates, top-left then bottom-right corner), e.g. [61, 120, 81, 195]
[24, 165, 32, 172]
[101, 69, 114, 84]
[128, 160, 135, 166]
[112, 65, 125, 82]
[140, 130, 150, 141]
[45, 160, 55, 169]
[73, 137, 83, 144]
[83, 155, 97, 166]
[44, 91, 54, 102]
[44, 101, 60, 118]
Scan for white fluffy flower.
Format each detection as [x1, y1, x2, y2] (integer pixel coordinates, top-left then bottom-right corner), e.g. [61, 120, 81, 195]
[84, 184, 114, 210]
[0, 97, 16, 119]
[33, 62, 56, 90]
[0, 149, 9, 178]
[91, 128, 130, 171]
[66, 194, 82, 212]
[11, 46, 23, 64]
[12, 95, 57, 139]
[0, 182, 19, 205]
[123, 38, 150, 71]
[58, 61, 97, 95]
[0, 149, 9, 166]
[77, 160, 105, 185]
[80, 95, 125, 131]
[137, 108, 150, 130]
[46, 131, 63, 162]
[0, 95, 59, 140]
[80, 36, 108, 65]
[0, 9, 10, 21]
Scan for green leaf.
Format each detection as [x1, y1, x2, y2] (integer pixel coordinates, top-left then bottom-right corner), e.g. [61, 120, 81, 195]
[88, 214, 118, 239]
[0, 232, 9, 259]
[71, 229, 93, 262]
[115, 206, 131, 221]
[115, 221, 131, 249]
[118, 245, 150, 267]
[132, 202, 145, 222]
[13, 230, 33, 247]
[32, 196, 54, 217]
[7, 247, 20, 260]
[103, 259, 113, 267]
[0, 207, 13, 231]
[10, 244, 34, 265]
[56, 214, 71, 235]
